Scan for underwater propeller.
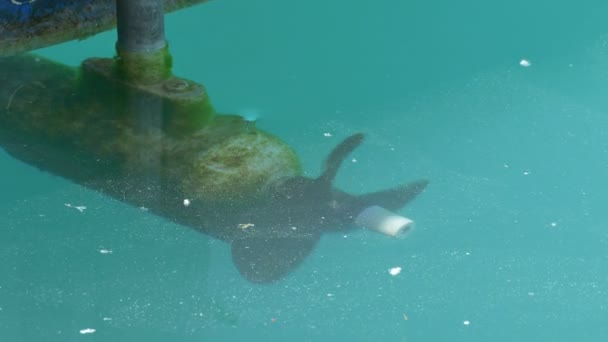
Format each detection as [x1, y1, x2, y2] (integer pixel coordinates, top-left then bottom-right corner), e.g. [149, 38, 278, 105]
[230, 133, 428, 283]
[318, 132, 427, 238]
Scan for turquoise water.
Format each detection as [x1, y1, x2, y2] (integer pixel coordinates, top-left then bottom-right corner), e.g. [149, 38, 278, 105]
[3, 0, 608, 341]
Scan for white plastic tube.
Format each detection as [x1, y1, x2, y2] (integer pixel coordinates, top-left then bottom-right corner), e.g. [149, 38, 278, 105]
[355, 205, 415, 238]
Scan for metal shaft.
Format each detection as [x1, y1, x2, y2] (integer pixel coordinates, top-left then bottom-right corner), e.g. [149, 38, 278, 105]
[116, 0, 166, 53]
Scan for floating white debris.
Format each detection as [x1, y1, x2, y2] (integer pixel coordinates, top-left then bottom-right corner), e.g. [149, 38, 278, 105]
[183, 199, 191, 207]
[99, 249, 113, 255]
[327, 293, 334, 297]
[389, 266, 402, 276]
[528, 292, 535, 297]
[79, 328, 96, 334]
[523, 170, 530, 176]
[64, 203, 87, 212]
[324, 132, 333, 137]
[519, 59, 531, 67]
[463, 320, 471, 326]
[351, 158, 357, 163]
[102, 317, 112, 321]
[238, 223, 255, 230]
[550, 222, 558, 227]
[139, 206, 149, 211]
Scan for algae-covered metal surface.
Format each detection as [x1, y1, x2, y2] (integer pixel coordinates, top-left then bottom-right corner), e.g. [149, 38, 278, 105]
[0, 53, 301, 207]
[0, 0, 210, 56]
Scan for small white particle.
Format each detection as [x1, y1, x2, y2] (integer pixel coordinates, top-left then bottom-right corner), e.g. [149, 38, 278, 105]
[523, 170, 530, 176]
[99, 249, 113, 255]
[351, 158, 357, 163]
[463, 320, 471, 326]
[64, 204, 87, 212]
[503, 163, 510, 168]
[465, 252, 471, 256]
[528, 292, 535, 296]
[549, 222, 558, 227]
[139, 206, 149, 211]
[238, 223, 255, 230]
[183, 199, 191, 207]
[291, 226, 297, 230]
[389, 267, 402, 276]
[327, 293, 334, 297]
[79, 328, 96, 334]
[102, 317, 112, 321]
[519, 59, 531, 67]
[324, 132, 333, 137]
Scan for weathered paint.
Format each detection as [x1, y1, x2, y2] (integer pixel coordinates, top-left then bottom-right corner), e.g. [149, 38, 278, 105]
[0, 0, 211, 56]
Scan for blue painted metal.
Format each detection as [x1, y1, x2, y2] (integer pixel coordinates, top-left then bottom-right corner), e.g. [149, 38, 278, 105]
[1, 1, 112, 27]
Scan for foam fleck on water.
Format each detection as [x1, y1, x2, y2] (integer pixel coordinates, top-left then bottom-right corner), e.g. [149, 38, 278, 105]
[64, 203, 87, 212]
[389, 267, 402, 276]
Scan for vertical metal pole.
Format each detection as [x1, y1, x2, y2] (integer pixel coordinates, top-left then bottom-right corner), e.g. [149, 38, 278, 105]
[116, 0, 166, 53]
[115, 0, 166, 205]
